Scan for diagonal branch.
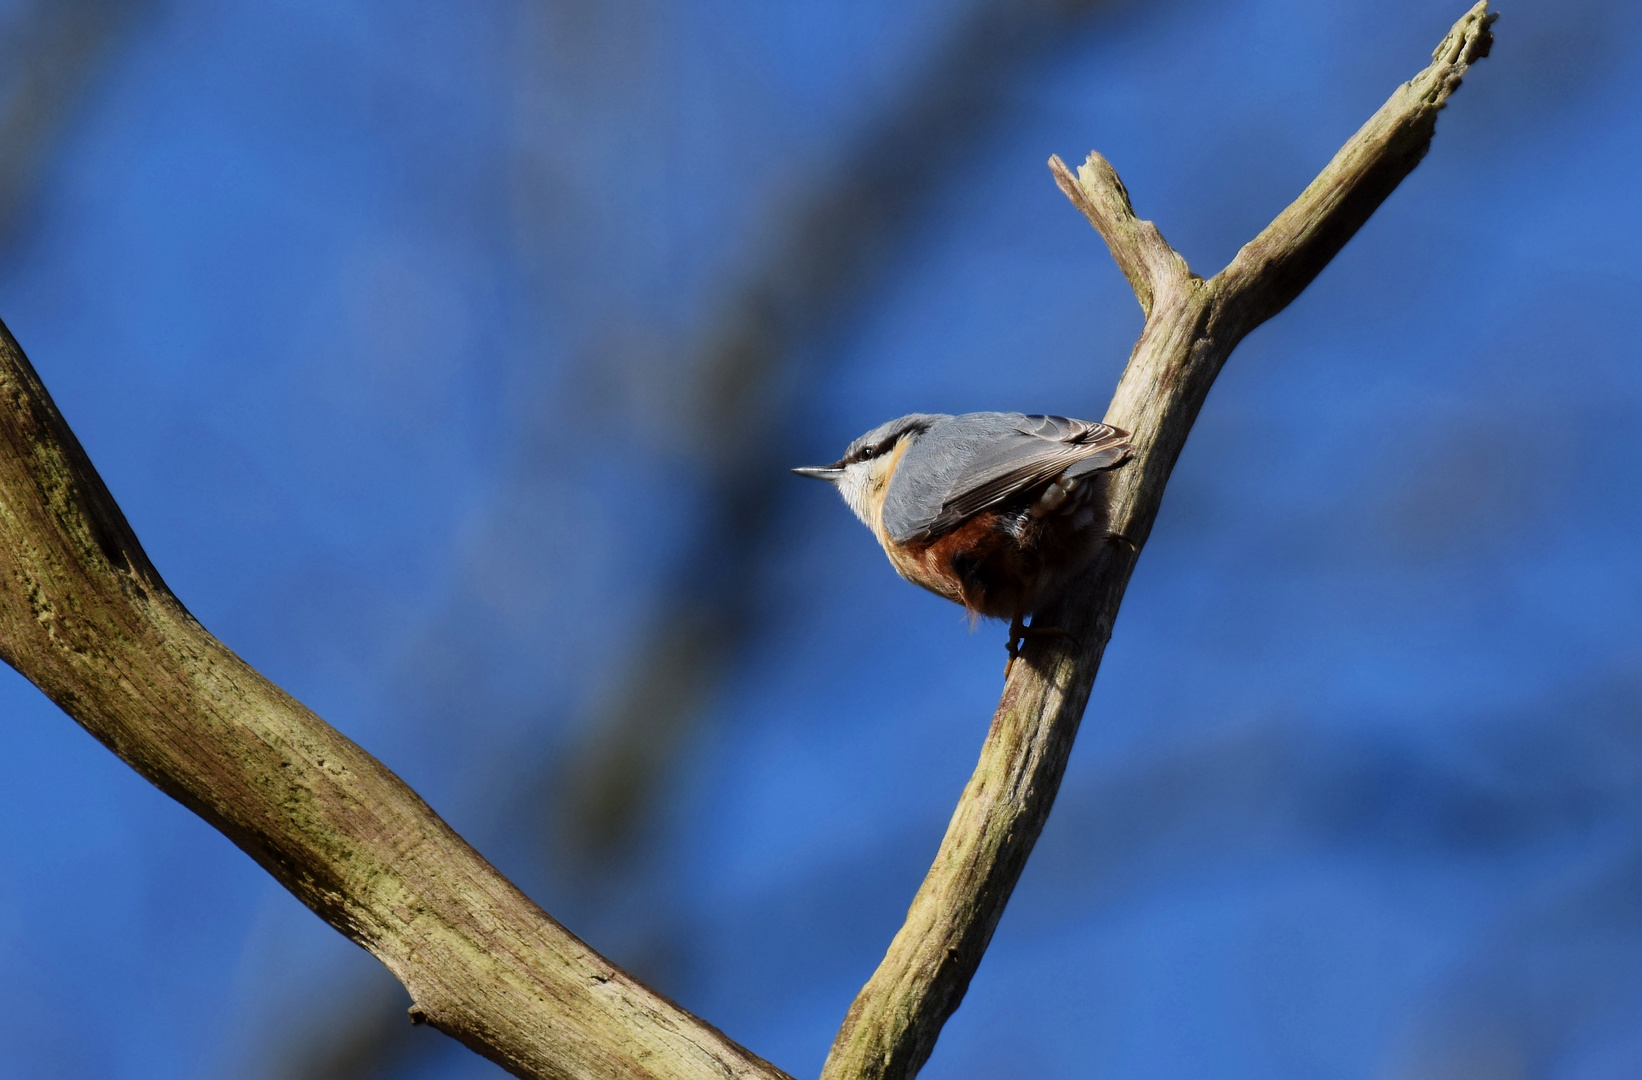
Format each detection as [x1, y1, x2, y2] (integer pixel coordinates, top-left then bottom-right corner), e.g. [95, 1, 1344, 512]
[0, 323, 789, 1080]
[821, 5, 1496, 1079]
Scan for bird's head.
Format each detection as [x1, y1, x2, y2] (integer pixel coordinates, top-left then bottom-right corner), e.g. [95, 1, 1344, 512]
[793, 413, 939, 530]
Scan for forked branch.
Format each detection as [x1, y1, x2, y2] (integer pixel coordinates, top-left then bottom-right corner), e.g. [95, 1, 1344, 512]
[820, 5, 1495, 1079]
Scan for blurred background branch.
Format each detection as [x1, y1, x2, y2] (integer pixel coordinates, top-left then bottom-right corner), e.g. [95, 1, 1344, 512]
[250, 4, 1146, 1077]
[0, 0, 146, 241]
[228, 1, 1147, 1076]
[551, 0, 1142, 867]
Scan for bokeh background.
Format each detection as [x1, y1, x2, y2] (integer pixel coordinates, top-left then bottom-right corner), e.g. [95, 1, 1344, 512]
[0, 1, 1637, 1077]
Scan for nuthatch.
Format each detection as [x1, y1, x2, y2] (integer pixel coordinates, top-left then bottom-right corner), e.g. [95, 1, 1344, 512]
[795, 412, 1132, 658]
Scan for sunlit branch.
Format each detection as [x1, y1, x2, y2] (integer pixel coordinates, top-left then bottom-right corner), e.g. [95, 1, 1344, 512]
[821, 6, 1495, 1079]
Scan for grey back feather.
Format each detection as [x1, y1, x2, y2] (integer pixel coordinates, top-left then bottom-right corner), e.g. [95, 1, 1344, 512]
[881, 412, 1130, 543]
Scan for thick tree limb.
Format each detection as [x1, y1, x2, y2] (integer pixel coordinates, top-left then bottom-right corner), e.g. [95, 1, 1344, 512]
[820, 5, 1495, 1079]
[0, 327, 789, 1079]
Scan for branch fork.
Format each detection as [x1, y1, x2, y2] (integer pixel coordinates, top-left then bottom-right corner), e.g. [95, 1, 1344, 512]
[821, 6, 1494, 1079]
[0, 5, 1494, 1080]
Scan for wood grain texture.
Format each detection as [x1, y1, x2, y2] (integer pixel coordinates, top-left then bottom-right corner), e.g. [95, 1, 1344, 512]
[0, 321, 789, 1080]
[820, 6, 1495, 1079]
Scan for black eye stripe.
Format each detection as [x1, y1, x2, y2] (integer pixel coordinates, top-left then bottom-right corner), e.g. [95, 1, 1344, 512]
[838, 440, 891, 466]
[836, 415, 933, 468]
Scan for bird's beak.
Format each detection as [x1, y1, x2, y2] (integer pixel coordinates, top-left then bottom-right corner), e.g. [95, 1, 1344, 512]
[791, 465, 844, 481]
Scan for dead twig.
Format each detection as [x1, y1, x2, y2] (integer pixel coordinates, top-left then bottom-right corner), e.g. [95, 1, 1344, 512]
[821, 6, 1496, 1078]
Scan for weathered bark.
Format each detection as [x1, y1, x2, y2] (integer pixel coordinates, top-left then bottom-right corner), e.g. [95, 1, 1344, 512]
[820, 5, 1495, 1079]
[0, 326, 789, 1078]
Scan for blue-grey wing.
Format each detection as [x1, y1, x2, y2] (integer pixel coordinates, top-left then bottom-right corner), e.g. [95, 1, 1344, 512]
[915, 415, 1129, 538]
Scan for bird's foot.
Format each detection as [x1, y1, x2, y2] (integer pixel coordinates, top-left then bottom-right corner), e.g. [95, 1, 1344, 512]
[1005, 616, 1080, 675]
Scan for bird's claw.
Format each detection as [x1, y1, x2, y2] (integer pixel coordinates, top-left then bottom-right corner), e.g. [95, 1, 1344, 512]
[1006, 616, 1080, 675]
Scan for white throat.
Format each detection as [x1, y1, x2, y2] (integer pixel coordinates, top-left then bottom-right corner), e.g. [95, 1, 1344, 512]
[835, 452, 898, 535]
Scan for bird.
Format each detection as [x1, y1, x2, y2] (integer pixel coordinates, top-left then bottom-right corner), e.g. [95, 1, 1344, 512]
[794, 412, 1132, 660]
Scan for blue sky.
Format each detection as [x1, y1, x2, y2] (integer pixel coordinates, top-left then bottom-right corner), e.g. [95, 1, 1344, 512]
[0, 2, 1638, 1078]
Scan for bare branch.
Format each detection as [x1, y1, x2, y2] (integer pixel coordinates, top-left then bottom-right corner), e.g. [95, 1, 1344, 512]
[0, 324, 787, 1080]
[823, 6, 1495, 1079]
[1216, 0, 1496, 333]
[1049, 151, 1190, 317]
